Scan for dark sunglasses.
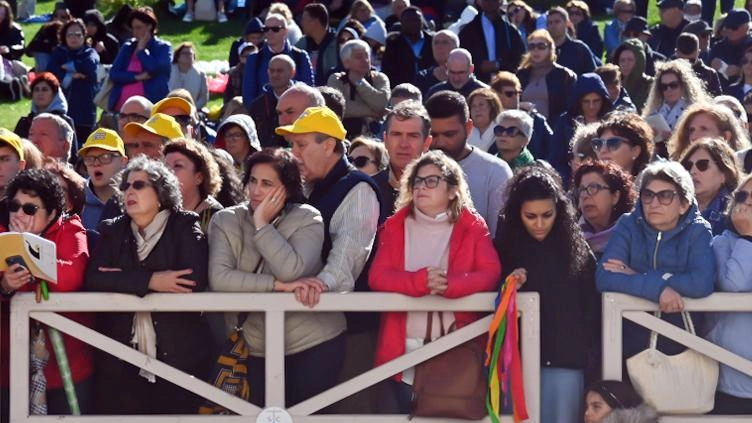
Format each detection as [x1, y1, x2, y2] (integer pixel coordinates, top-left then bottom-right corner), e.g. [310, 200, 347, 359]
[659, 81, 680, 92]
[528, 42, 549, 51]
[8, 200, 40, 216]
[640, 189, 677, 206]
[172, 114, 193, 126]
[348, 155, 376, 169]
[576, 183, 610, 197]
[734, 190, 752, 204]
[120, 180, 151, 191]
[494, 125, 523, 137]
[681, 158, 710, 172]
[592, 137, 628, 152]
[263, 26, 284, 33]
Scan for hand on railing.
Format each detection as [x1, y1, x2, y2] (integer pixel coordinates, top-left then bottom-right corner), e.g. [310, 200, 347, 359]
[276, 277, 328, 308]
[658, 286, 685, 313]
[147, 269, 196, 293]
[426, 267, 447, 295]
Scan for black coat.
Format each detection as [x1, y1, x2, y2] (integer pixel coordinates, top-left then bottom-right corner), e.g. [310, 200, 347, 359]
[459, 13, 525, 83]
[85, 211, 211, 375]
[381, 30, 435, 87]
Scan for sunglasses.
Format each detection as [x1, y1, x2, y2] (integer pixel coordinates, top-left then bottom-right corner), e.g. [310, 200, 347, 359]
[494, 125, 523, 137]
[576, 183, 610, 197]
[640, 189, 677, 206]
[659, 81, 680, 92]
[592, 137, 628, 152]
[83, 152, 121, 166]
[348, 155, 376, 169]
[681, 158, 710, 172]
[8, 200, 40, 216]
[528, 42, 549, 51]
[263, 26, 284, 33]
[413, 174, 444, 189]
[120, 180, 152, 191]
[734, 190, 752, 204]
[66, 32, 84, 38]
[172, 114, 193, 126]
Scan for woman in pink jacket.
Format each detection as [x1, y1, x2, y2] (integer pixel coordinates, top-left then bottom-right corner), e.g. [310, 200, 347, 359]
[369, 150, 501, 413]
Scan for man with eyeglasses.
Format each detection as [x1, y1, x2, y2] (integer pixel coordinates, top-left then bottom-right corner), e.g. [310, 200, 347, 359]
[122, 113, 183, 159]
[493, 110, 536, 171]
[426, 90, 512, 236]
[242, 13, 313, 109]
[426, 48, 489, 100]
[710, 9, 752, 82]
[381, 6, 436, 87]
[414, 30, 458, 97]
[458, 0, 525, 83]
[117, 95, 152, 134]
[78, 128, 128, 230]
[649, 0, 689, 59]
[489, 71, 553, 161]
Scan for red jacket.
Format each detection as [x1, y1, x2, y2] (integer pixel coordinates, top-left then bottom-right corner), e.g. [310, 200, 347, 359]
[1, 215, 94, 388]
[369, 207, 501, 381]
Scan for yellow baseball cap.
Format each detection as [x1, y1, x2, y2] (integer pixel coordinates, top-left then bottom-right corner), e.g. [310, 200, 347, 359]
[123, 113, 184, 141]
[79, 128, 126, 157]
[0, 127, 24, 161]
[275, 106, 347, 141]
[152, 97, 194, 116]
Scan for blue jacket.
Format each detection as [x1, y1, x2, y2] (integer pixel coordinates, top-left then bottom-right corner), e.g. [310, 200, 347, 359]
[551, 73, 612, 184]
[48, 45, 100, 127]
[242, 41, 313, 109]
[108, 36, 172, 112]
[81, 181, 106, 231]
[596, 201, 715, 358]
[705, 230, 752, 398]
[555, 36, 598, 76]
[604, 19, 625, 58]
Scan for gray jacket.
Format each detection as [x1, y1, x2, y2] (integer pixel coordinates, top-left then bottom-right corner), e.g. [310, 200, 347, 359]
[601, 404, 660, 423]
[208, 203, 346, 356]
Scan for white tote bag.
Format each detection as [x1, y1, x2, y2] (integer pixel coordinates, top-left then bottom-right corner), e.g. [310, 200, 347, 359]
[626, 311, 718, 414]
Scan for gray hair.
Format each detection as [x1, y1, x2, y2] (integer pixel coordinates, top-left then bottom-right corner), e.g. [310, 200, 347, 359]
[283, 82, 325, 108]
[340, 39, 371, 62]
[269, 54, 296, 72]
[265, 13, 288, 28]
[120, 95, 153, 116]
[636, 160, 695, 206]
[434, 29, 459, 49]
[391, 83, 422, 103]
[33, 113, 74, 160]
[120, 156, 183, 213]
[496, 110, 534, 141]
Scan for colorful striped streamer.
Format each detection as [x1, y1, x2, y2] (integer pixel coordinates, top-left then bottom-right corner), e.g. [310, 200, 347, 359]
[485, 275, 528, 423]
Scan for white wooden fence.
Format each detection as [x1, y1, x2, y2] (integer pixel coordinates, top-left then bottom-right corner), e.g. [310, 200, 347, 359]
[602, 292, 752, 423]
[7, 291, 541, 422]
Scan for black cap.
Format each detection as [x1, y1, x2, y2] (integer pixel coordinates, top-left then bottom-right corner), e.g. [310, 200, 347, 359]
[624, 16, 651, 36]
[683, 20, 713, 35]
[724, 9, 751, 29]
[657, 0, 684, 9]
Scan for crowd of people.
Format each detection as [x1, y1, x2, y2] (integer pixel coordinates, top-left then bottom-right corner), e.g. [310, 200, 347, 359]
[1, 0, 752, 422]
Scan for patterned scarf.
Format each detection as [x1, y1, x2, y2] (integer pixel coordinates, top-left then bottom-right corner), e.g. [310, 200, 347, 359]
[29, 327, 49, 415]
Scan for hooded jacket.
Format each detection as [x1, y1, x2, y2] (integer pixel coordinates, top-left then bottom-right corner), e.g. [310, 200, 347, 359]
[215, 114, 261, 169]
[13, 87, 78, 147]
[49, 44, 100, 127]
[600, 404, 660, 423]
[613, 39, 653, 112]
[596, 201, 715, 359]
[551, 73, 613, 183]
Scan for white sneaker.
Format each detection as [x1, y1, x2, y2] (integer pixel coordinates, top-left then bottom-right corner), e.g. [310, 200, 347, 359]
[217, 12, 228, 23]
[182, 12, 194, 22]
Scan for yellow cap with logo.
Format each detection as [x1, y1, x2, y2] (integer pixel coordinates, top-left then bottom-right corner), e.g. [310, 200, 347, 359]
[275, 106, 347, 141]
[0, 127, 24, 161]
[123, 113, 184, 141]
[79, 128, 126, 156]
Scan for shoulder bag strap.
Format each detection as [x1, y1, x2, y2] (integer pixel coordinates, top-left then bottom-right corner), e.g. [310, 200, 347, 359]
[423, 312, 434, 345]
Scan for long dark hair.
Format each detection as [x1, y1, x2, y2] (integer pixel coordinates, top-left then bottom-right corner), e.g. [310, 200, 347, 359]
[496, 165, 591, 276]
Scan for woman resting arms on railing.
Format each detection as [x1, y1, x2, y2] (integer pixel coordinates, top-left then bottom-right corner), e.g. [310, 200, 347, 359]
[208, 148, 346, 407]
[369, 151, 501, 414]
[495, 164, 598, 423]
[84, 157, 211, 415]
[704, 174, 752, 415]
[0, 169, 93, 416]
[596, 161, 715, 368]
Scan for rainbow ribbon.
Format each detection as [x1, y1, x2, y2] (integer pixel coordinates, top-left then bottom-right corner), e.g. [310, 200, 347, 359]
[485, 275, 528, 423]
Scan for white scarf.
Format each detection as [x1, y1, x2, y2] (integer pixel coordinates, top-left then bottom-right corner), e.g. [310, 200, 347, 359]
[657, 97, 688, 130]
[130, 209, 171, 383]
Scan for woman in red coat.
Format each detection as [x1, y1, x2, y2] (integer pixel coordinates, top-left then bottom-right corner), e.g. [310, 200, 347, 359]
[369, 150, 501, 413]
[0, 168, 93, 417]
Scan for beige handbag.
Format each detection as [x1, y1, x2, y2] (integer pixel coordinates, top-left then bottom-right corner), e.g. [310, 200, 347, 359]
[626, 311, 718, 414]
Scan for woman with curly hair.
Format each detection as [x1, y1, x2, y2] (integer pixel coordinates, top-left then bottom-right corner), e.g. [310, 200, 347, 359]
[495, 164, 598, 423]
[593, 112, 654, 177]
[668, 102, 750, 160]
[679, 137, 741, 235]
[572, 160, 636, 257]
[163, 139, 223, 232]
[642, 60, 711, 148]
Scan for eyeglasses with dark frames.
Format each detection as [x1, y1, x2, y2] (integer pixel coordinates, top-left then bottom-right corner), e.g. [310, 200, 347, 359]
[640, 189, 678, 206]
[412, 175, 444, 189]
[576, 183, 611, 197]
[83, 152, 122, 166]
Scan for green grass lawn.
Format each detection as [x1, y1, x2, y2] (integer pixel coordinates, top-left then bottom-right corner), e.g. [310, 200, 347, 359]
[0, 0, 748, 131]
